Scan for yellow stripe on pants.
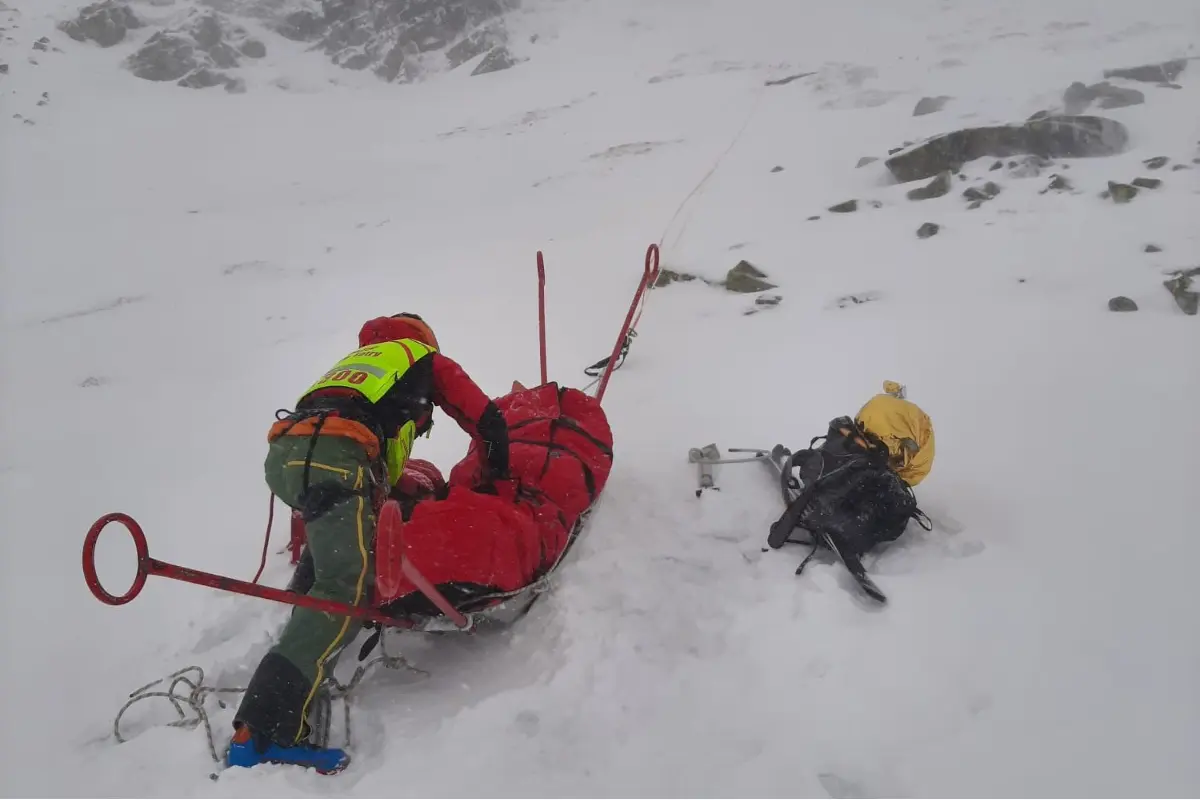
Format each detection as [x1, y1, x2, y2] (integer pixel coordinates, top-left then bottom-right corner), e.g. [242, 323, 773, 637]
[295, 466, 369, 741]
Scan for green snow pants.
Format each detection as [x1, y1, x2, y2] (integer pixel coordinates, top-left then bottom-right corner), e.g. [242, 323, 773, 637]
[234, 432, 377, 745]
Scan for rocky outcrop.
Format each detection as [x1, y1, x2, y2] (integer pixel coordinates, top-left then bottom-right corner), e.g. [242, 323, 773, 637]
[916, 222, 940, 239]
[652, 261, 778, 295]
[1062, 81, 1144, 114]
[59, 0, 142, 48]
[125, 11, 263, 91]
[1108, 296, 1138, 312]
[277, 0, 519, 83]
[1105, 181, 1138, 203]
[471, 44, 516, 76]
[963, 181, 1002, 203]
[885, 115, 1129, 183]
[1163, 270, 1199, 316]
[722, 261, 777, 293]
[906, 171, 952, 201]
[913, 95, 952, 116]
[1103, 59, 1187, 83]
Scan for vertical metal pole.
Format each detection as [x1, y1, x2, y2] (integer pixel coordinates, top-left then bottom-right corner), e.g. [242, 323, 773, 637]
[537, 250, 548, 386]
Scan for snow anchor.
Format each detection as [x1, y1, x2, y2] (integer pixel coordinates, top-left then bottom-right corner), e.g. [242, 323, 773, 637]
[687, 445, 776, 496]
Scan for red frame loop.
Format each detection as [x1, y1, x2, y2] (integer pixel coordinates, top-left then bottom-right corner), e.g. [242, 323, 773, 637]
[82, 512, 150, 606]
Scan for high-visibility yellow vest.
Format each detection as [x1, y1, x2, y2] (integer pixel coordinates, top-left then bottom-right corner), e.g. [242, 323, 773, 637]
[300, 338, 436, 483]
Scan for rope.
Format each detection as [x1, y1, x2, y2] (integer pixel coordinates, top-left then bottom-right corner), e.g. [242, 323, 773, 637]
[113, 667, 245, 763]
[252, 493, 275, 585]
[580, 85, 766, 386]
[658, 85, 767, 254]
[112, 631, 427, 764]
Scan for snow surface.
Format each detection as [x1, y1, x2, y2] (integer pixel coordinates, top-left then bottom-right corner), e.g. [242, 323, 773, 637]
[2, 0, 1200, 795]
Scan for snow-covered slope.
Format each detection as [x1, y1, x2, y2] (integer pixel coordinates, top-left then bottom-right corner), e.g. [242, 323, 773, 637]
[2, 0, 1199, 795]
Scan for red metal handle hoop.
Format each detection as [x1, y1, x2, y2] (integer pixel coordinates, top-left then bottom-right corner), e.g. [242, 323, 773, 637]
[645, 242, 661, 281]
[82, 512, 150, 606]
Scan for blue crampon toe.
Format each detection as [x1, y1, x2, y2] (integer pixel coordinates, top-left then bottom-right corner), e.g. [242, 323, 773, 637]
[226, 726, 350, 775]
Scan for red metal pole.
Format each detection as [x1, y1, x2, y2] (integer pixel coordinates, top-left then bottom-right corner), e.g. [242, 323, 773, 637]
[83, 512, 417, 630]
[596, 243, 660, 404]
[537, 250, 548, 386]
[288, 509, 305, 565]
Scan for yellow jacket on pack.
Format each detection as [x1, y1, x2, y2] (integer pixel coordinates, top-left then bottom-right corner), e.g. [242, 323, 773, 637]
[855, 381, 935, 487]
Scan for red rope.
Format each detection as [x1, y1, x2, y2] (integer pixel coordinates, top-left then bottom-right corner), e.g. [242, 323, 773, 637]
[252, 492, 275, 584]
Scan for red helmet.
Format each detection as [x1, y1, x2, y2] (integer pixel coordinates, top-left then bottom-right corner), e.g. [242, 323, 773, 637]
[357, 313, 439, 349]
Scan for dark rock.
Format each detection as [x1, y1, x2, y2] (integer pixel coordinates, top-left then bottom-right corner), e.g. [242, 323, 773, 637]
[303, 0, 516, 84]
[906, 170, 952, 201]
[916, 222, 940, 239]
[723, 260, 777, 293]
[446, 26, 502, 69]
[770, 165, 784, 173]
[755, 294, 782, 306]
[1163, 273, 1198, 315]
[126, 11, 260, 84]
[1062, 81, 1092, 113]
[885, 115, 1129, 183]
[239, 39, 266, 59]
[471, 45, 517, 76]
[58, 0, 142, 48]
[856, 156, 878, 168]
[913, 95, 951, 116]
[888, 146, 903, 155]
[828, 200, 858, 213]
[1008, 154, 1053, 178]
[1063, 80, 1145, 113]
[128, 33, 197, 81]
[989, 160, 1003, 171]
[807, 215, 821, 221]
[1144, 244, 1162, 253]
[964, 181, 1002, 202]
[276, 10, 323, 42]
[654, 268, 700, 288]
[1107, 296, 1138, 312]
[33, 35, 49, 51]
[835, 292, 881, 309]
[765, 71, 814, 87]
[1103, 59, 1187, 83]
[1107, 181, 1138, 203]
[1131, 177, 1162, 189]
[177, 67, 226, 89]
[967, 200, 983, 210]
[1042, 174, 1073, 193]
[1171, 164, 1190, 171]
[1143, 156, 1169, 170]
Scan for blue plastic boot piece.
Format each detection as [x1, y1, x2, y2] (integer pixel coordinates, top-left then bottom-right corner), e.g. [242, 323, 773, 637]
[226, 726, 350, 775]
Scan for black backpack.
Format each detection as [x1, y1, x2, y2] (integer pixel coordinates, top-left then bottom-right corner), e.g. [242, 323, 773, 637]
[769, 417, 930, 563]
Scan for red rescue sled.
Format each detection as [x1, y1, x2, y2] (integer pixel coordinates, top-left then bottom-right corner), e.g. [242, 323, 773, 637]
[83, 244, 659, 633]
